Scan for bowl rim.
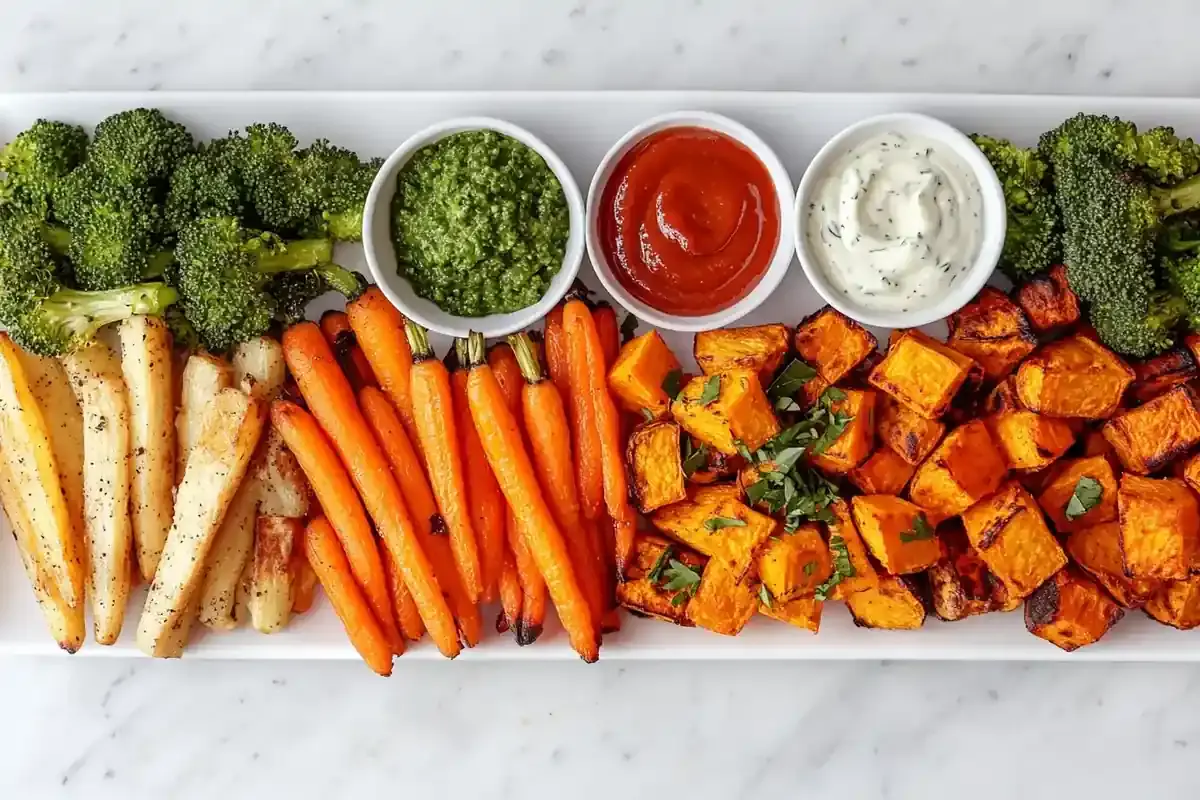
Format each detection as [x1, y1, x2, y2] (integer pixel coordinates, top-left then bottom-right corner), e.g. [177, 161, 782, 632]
[584, 110, 796, 333]
[791, 111, 1007, 329]
[361, 116, 585, 339]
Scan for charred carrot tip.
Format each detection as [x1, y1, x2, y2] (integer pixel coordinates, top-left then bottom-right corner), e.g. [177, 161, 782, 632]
[515, 621, 543, 646]
[496, 612, 512, 635]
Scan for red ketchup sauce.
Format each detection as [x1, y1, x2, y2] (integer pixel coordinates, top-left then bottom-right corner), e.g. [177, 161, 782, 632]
[597, 126, 780, 316]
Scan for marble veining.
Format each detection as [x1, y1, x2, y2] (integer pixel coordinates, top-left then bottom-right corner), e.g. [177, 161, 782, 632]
[3, 1, 1200, 798]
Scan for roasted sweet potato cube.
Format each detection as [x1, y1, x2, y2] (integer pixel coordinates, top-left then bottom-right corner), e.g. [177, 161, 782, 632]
[689, 483, 743, 505]
[671, 370, 779, 455]
[946, 288, 1038, 381]
[809, 389, 877, 474]
[1024, 566, 1124, 651]
[1180, 451, 1200, 497]
[1130, 348, 1199, 405]
[625, 420, 687, 513]
[755, 523, 832, 602]
[844, 349, 885, 391]
[792, 308, 877, 404]
[650, 489, 776, 582]
[1144, 574, 1200, 630]
[877, 396, 946, 468]
[1117, 475, 1199, 582]
[1066, 522, 1159, 609]
[686, 562, 758, 636]
[1014, 265, 1081, 334]
[985, 410, 1075, 471]
[851, 495, 942, 575]
[848, 448, 915, 495]
[759, 596, 822, 633]
[846, 575, 926, 630]
[908, 420, 1008, 523]
[1102, 385, 1200, 475]
[962, 480, 1067, 599]
[615, 534, 705, 625]
[1015, 335, 1134, 419]
[1037, 455, 1119, 533]
[869, 329, 977, 419]
[608, 330, 682, 418]
[928, 522, 1015, 621]
[825, 499, 879, 599]
[694, 324, 790, 385]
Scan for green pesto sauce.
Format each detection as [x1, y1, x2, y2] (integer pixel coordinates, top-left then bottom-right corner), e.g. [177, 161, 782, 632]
[391, 130, 570, 317]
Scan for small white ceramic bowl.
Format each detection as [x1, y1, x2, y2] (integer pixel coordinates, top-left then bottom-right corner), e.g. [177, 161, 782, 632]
[585, 111, 795, 332]
[793, 112, 1006, 329]
[362, 117, 585, 339]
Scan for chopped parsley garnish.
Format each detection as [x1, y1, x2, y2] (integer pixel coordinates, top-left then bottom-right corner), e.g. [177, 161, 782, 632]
[661, 369, 684, 402]
[698, 374, 722, 405]
[759, 584, 774, 608]
[661, 559, 703, 605]
[814, 534, 856, 601]
[681, 439, 708, 477]
[898, 513, 935, 543]
[802, 560, 817, 577]
[647, 544, 674, 584]
[766, 359, 817, 404]
[704, 516, 747, 532]
[1065, 475, 1104, 521]
[739, 388, 853, 530]
[640, 408, 655, 423]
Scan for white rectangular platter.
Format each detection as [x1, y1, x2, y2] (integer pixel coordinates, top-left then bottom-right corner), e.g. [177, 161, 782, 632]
[2, 90, 1198, 661]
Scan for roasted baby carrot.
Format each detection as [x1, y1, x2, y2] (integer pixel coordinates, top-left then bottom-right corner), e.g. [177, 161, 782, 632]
[320, 310, 377, 392]
[592, 302, 620, 369]
[360, 385, 481, 647]
[281, 323, 460, 658]
[271, 400, 401, 650]
[563, 299, 638, 575]
[561, 309, 606, 522]
[464, 332, 599, 662]
[289, 547, 317, 614]
[496, 549, 522, 634]
[509, 514, 546, 645]
[304, 517, 394, 676]
[402, 323, 483, 603]
[381, 542, 425, 643]
[487, 342, 548, 642]
[346, 287, 420, 452]
[510, 333, 607, 632]
[452, 341, 506, 603]
[543, 303, 570, 396]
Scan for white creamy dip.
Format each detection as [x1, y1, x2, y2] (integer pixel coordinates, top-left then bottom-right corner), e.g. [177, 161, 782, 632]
[804, 130, 984, 313]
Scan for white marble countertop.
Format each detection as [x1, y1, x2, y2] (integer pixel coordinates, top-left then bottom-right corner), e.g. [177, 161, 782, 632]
[3, 2, 1200, 798]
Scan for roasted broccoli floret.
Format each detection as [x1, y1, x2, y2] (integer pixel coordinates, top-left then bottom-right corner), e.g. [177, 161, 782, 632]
[298, 139, 381, 241]
[0, 119, 88, 216]
[240, 123, 311, 232]
[0, 215, 177, 356]
[50, 164, 171, 290]
[173, 215, 338, 351]
[88, 108, 193, 188]
[970, 134, 1060, 280]
[268, 265, 366, 326]
[1040, 114, 1200, 356]
[164, 135, 248, 234]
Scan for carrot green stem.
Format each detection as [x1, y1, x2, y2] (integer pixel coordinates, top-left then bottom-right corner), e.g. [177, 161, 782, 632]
[508, 333, 545, 385]
[465, 331, 487, 369]
[404, 320, 434, 363]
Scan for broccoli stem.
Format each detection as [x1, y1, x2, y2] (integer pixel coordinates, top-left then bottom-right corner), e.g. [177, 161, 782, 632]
[1154, 174, 1200, 216]
[314, 264, 365, 299]
[255, 239, 334, 274]
[44, 282, 179, 337]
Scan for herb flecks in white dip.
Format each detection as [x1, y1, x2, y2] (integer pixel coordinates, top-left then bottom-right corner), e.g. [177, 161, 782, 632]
[805, 130, 984, 313]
